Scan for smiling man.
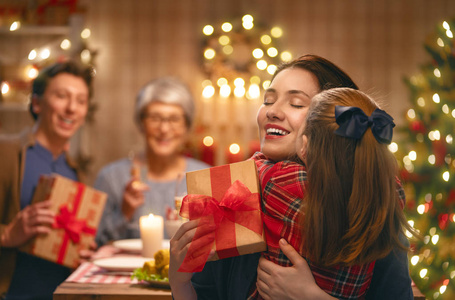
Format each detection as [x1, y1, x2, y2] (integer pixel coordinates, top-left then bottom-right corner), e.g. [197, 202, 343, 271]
[0, 61, 92, 300]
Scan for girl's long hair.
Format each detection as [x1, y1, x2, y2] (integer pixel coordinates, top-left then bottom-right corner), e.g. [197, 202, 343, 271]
[303, 88, 413, 266]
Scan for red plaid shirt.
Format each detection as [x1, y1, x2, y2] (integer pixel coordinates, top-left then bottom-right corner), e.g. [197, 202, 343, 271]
[249, 152, 406, 300]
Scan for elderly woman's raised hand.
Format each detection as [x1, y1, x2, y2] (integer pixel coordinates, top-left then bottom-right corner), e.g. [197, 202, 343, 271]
[256, 239, 337, 300]
[1, 200, 54, 248]
[121, 178, 149, 220]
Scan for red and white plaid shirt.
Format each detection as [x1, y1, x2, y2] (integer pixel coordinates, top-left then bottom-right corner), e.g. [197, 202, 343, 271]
[249, 152, 406, 300]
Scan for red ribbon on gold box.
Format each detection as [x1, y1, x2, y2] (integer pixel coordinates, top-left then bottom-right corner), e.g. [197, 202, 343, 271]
[179, 160, 266, 272]
[22, 174, 107, 269]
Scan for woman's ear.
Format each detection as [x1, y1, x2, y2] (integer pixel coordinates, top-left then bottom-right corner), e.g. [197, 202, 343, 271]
[31, 94, 41, 114]
[300, 135, 308, 163]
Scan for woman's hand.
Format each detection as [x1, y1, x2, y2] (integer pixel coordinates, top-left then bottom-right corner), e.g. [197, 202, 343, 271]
[256, 239, 336, 300]
[78, 240, 98, 264]
[121, 178, 149, 220]
[169, 220, 199, 300]
[1, 200, 55, 248]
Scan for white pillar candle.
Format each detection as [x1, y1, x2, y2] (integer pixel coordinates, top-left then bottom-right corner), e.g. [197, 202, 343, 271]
[139, 214, 164, 258]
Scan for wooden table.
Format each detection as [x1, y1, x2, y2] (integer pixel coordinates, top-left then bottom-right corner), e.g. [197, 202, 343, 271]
[53, 244, 172, 300]
[53, 282, 172, 300]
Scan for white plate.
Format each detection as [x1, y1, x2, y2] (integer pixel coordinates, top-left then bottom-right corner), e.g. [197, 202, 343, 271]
[93, 257, 153, 272]
[113, 239, 170, 253]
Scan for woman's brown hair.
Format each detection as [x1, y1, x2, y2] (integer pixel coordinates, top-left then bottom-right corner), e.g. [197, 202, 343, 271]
[303, 88, 414, 266]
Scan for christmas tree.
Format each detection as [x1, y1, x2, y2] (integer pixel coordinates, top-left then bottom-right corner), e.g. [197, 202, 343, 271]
[394, 18, 455, 300]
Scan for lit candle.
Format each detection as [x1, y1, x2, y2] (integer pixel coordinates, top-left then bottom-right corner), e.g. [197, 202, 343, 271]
[139, 214, 163, 258]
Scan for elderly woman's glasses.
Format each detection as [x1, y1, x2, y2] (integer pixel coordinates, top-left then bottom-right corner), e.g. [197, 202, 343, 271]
[142, 113, 186, 129]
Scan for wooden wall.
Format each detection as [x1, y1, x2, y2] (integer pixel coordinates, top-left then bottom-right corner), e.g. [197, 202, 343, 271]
[82, 0, 455, 183]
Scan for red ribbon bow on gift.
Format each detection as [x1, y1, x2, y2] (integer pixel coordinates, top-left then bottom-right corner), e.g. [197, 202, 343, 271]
[53, 205, 91, 243]
[178, 180, 263, 272]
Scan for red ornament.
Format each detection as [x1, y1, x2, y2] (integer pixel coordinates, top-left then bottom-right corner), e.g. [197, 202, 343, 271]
[432, 140, 447, 166]
[410, 120, 426, 133]
[438, 213, 449, 230]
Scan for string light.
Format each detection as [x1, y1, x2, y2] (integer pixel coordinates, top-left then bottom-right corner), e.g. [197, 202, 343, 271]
[267, 47, 278, 57]
[204, 48, 216, 59]
[433, 68, 441, 78]
[247, 83, 260, 99]
[428, 154, 436, 164]
[229, 143, 240, 154]
[81, 28, 91, 39]
[252, 48, 264, 59]
[433, 93, 440, 103]
[221, 22, 233, 32]
[202, 85, 215, 98]
[257, 60, 267, 70]
[280, 51, 292, 61]
[408, 151, 417, 161]
[267, 64, 277, 75]
[218, 35, 230, 45]
[446, 134, 453, 144]
[28, 49, 37, 60]
[234, 86, 245, 97]
[60, 39, 71, 50]
[407, 109, 416, 119]
[27, 66, 39, 79]
[261, 35, 272, 45]
[40, 48, 51, 59]
[420, 269, 428, 278]
[1, 82, 10, 95]
[437, 38, 445, 47]
[388, 142, 398, 153]
[270, 27, 283, 38]
[203, 25, 214, 35]
[9, 21, 20, 31]
[442, 171, 449, 182]
[411, 255, 419, 265]
[219, 84, 231, 97]
[217, 78, 228, 87]
[442, 104, 449, 114]
[417, 97, 425, 107]
[203, 136, 214, 147]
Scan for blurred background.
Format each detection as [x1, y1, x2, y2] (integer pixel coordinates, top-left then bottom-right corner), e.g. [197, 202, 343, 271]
[1, 1, 455, 299]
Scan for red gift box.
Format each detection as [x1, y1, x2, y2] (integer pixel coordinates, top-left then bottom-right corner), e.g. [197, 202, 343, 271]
[179, 159, 266, 272]
[22, 174, 107, 268]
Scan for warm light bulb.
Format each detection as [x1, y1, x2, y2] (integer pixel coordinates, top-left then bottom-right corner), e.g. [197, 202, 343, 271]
[408, 151, 417, 161]
[203, 25, 214, 35]
[442, 21, 450, 30]
[219, 84, 231, 97]
[10, 21, 20, 31]
[1, 82, 10, 95]
[437, 38, 445, 47]
[417, 204, 425, 214]
[204, 48, 216, 59]
[432, 234, 439, 244]
[40, 48, 50, 59]
[420, 269, 427, 278]
[28, 49, 37, 60]
[252, 48, 264, 59]
[219, 35, 230, 45]
[242, 14, 254, 23]
[271, 27, 283, 38]
[442, 104, 449, 114]
[81, 49, 91, 63]
[243, 21, 254, 30]
[410, 255, 419, 266]
[222, 45, 233, 55]
[202, 85, 215, 98]
[234, 86, 245, 97]
[267, 47, 278, 57]
[27, 66, 39, 79]
[407, 109, 416, 119]
[280, 51, 292, 61]
[256, 60, 267, 70]
[221, 22, 232, 32]
[261, 35, 272, 45]
[446, 30, 453, 38]
[446, 134, 453, 144]
[417, 97, 425, 107]
[234, 78, 245, 87]
[262, 80, 271, 89]
[60, 39, 71, 50]
[428, 155, 436, 164]
[434, 68, 441, 78]
[247, 84, 260, 99]
[440, 285, 447, 294]
[388, 142, 398, 153]
[81, 28, 91, 39]
[267, 64, 277, 75]
[433, 93, 440, 103]
[229, 143, 240, 154]
[442, 171, 450, 182]
[217, 78, 228, 87]
[203, 136, 214, 147]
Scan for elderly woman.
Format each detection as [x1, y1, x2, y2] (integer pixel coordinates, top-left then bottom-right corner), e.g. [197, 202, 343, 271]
[95, 77, 209, 245]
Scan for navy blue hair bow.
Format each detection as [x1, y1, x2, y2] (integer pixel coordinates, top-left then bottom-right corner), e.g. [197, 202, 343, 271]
[334, 106, 395, 144]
